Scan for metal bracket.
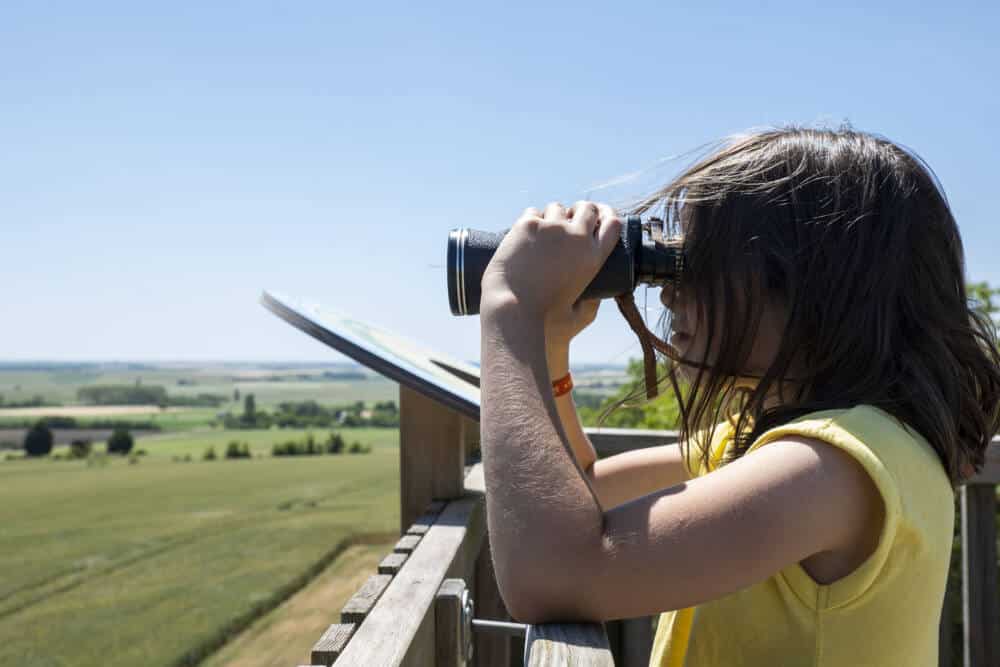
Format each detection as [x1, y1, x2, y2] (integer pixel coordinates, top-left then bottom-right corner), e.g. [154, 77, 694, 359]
[460, 587, 475, 662]
[470, 617, 528, 637]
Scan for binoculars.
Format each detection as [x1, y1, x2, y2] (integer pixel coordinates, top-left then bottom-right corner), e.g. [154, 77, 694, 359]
[447, 215, 684, 316]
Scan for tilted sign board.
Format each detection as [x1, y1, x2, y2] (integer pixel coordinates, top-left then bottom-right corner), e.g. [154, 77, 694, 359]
[260, 291, 481, 421]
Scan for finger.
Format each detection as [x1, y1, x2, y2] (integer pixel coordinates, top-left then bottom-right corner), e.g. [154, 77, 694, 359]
[576, 298, 600, 325]
[516, 207, 542, 224]
[594, 206, 623, 258]
[543, 201, 567, 222]
[596, 203, 620, 227]
[570, 200, 599, 235]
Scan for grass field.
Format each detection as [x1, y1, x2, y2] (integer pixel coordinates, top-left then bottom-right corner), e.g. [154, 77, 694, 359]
[0, 427, 400, 667]
[202, 541, 395, 667]
[132, 427, 399, 458]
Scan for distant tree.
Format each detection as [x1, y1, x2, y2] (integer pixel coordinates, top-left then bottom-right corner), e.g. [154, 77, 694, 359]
[326, 432, 345, 454]
[242, 393, 257, 424]
[70, 439, 92, 459]
[576, 358, 681, 430]
[225, 441, 251, 459]
[969, 281, 1000, 322]
[107, 427, 134, 455]
[78, 384, 168, 406]
[203, 446, 217, 461]
[233, 388, 241, 403]
[24, 422, 53, 457]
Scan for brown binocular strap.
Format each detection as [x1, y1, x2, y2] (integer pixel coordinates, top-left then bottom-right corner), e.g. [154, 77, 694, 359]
[614, 292, 678, 400]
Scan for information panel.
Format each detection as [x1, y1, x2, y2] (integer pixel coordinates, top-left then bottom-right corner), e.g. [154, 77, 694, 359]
[260, 291, 481, 420]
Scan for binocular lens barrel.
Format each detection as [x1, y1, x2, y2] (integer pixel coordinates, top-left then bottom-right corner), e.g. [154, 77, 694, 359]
[447, 215, 683, 316]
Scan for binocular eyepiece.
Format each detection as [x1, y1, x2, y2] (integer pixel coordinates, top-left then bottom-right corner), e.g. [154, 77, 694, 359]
[447, 215, 684, 316]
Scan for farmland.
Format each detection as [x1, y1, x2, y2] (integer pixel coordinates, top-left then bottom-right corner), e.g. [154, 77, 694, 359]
[0, 363, 406, 667]
[0, 426, 400, 666]
[0, 361, 628, 666]
[0, 362, 398, 412]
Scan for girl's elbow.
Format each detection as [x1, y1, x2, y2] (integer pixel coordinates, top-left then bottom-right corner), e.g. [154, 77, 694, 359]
[494, 550, 602, 625]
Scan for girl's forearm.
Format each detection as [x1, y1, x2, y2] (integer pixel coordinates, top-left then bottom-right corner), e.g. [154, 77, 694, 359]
[545, 343, 599, 474]
[480, 296, 604, 607]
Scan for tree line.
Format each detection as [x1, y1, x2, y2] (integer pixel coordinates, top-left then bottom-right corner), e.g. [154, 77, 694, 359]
[77, 384, 228, 408]
[21, 421, 134, 458]
[222, 395, 399, 429]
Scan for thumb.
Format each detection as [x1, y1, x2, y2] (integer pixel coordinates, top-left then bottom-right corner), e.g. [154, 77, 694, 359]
[573, 298, 600, 327]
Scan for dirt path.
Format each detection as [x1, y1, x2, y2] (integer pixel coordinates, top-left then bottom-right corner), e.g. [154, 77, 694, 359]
[202, 540, 395, 667]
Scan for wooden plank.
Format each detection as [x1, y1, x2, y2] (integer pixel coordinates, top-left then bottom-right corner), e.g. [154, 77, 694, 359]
[394, 534, 422, 554]
[333, 495, 484, 667]
[400, 385, 465, 534]
[464, 462, 485, 494]
[461, 414, 480, 462]
[311, 623, 355, 666]
[341, 574, 393, 624]
[446, 494, 486, 585]
[474, 536, 510, 667]
[585, 427, 679, 457]
[436, 578, 468, 667]
[525, 623, 614, 666]
[406, 513, 438, 536]
[379, 552, 409, 576]
[961, 483, 1000, 667]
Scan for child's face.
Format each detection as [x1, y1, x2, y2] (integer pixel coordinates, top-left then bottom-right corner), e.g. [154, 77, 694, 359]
[660, 284, 789, 391]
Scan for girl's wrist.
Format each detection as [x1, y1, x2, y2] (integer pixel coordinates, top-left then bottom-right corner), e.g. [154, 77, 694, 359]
[546, 343, 570, 381]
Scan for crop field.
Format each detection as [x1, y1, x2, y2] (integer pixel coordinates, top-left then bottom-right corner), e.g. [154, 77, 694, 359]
[0, 427, 400, 667]
[0, 365, 399, 409]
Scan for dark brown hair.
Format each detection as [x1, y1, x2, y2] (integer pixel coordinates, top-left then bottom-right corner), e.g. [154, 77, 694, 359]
[620, 126, 1000, 489]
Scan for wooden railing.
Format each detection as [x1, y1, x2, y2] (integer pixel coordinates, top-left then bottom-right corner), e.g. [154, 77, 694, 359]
[297, 390, 1000, 667]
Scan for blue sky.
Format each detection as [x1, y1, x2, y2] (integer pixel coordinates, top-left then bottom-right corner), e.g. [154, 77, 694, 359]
[1, 1, 997, 365]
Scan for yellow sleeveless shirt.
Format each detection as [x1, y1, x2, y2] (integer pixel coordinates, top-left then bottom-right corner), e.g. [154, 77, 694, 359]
[649, 405, 954, 667]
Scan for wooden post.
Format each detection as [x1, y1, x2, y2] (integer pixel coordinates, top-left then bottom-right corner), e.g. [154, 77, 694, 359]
[474, 537, 511, 667]
[461, 414, 481, 462]
[961, 483, 1000, 667]
[399, 385, 465, 533]
[436, 579, 469, 667]
[311, 624, 356, 666]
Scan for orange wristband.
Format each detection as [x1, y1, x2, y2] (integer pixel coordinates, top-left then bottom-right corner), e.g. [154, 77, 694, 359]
[552, 371, 573, 397]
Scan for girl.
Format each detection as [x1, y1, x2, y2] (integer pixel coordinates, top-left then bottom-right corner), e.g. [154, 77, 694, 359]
[478, 127, 1000, 666]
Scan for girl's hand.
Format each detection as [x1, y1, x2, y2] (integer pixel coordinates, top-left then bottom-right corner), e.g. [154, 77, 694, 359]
[481, 201, 623, 322]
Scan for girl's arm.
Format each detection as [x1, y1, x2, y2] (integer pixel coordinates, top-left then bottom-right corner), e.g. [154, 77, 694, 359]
[479, 201, 883, 624]
[546, 341, 691, 508]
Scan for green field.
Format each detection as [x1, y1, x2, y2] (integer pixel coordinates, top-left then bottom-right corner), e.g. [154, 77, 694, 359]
[0, 428, 400, 667]
[0, 365, 399, 409]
